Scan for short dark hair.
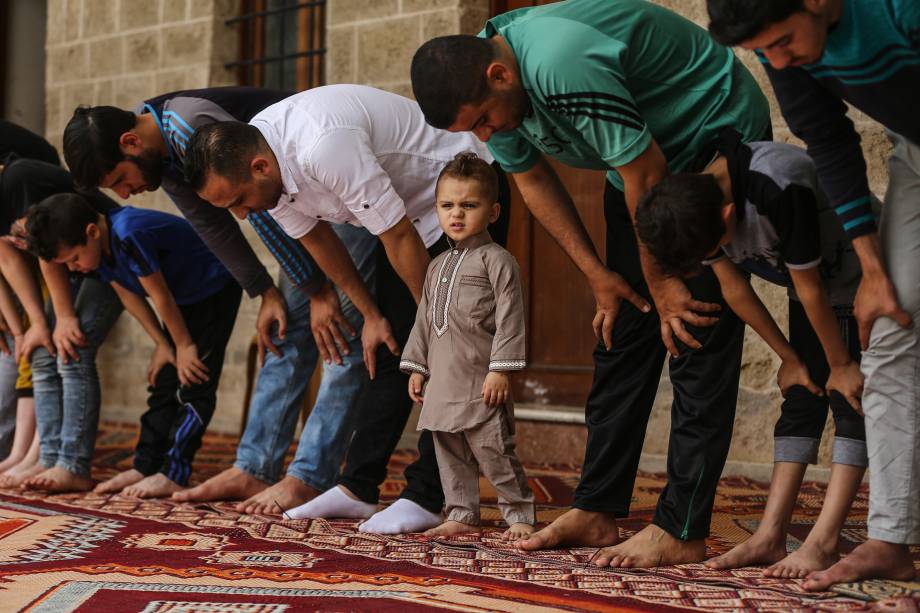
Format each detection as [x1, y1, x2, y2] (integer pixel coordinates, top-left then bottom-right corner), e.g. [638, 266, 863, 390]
[437, 151, 499, 203]
[411, 35, 495, 129]
[707, 0, 804, 45]
[635, 174, 726, 277]
[63, 105, 137, 188]
[184, 122, 263, 191]
[26, 193, 100, 261]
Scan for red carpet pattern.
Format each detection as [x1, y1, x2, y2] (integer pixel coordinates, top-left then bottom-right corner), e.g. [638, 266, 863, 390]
[1, 422, 918, 612]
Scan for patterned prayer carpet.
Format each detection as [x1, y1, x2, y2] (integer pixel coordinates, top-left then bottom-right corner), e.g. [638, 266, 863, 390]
[1, 422, 918, 612]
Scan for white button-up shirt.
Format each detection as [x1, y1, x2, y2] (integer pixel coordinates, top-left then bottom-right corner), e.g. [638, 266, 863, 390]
[252, 84, 493, 248]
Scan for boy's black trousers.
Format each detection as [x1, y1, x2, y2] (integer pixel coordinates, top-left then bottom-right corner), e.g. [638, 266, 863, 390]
[133, 280, 242, 485]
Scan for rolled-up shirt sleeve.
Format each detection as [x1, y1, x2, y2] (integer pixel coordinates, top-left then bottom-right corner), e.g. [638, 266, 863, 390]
[308, 128, 407, 237]
[268, 198, 320, 239]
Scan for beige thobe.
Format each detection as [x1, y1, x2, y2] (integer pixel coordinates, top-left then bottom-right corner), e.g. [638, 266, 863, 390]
[400, 232, 534, 526]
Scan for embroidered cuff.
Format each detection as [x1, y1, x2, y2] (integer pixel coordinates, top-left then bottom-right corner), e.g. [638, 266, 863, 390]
[489, 359, 526, 372]
[399, 359, 430, 377]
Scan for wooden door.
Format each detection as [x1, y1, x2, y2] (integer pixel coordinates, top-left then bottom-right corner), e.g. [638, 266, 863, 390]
[493, 0, 608, 407]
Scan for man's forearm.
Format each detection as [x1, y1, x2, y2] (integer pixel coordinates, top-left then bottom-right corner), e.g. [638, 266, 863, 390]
[380, 218, 429, 303]
[851, 233, 887, 277]
[299, 221, 381, 319]
[512, 160, 608, 283]
[0, 242, 46, 325]
[40, 260, 76, 319]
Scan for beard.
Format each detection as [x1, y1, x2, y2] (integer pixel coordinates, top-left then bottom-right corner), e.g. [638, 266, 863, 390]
[255, 173, 284, 211]
[127, 148, 164, 190]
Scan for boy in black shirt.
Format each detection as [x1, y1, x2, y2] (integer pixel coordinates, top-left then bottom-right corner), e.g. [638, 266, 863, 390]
[637, 131, 866, 577]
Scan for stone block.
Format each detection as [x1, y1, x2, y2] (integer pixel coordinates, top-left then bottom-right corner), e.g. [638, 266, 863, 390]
[372, 81, 413, 99]
[356, 16, 420, 84]
[725, 387, 782, 464]
[325, 26, 356, 84]
[88, 37, 124, 77]
[162, 0, 189, 23]
[120, 0, 161, 30]
[65, 0, 83, 41]
[114, 73, 158, 109]
[44, 87, 64, 138]
[459, 3, 490, 35]
[48, 43, 89, 83]
[125, 29, 160, 72]
[161, 22, 208, 68]
[422, 10, 458, 41]
[82, 0, 118, 38]
[155, 68, 187, 93]
[208, 14, 238, 67]
[92, 78, 115, 106]
[652, 0, 709, 27]
[60, 82, 95, 125]
[47, 0, 68, 45]
[186, 63, 210, 89]
[208, 62, 236, 87]
[403, 0, 458, 13]
[329, 0, 399, 26]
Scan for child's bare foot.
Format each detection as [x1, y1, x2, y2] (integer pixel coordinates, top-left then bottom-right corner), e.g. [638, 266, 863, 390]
[502, 522, 535, 541]
[23, 466, 94, 492]
[172, 467, 268, 503]
[122, 473, 184, 498]
[0, 460, 44, 488]
[424, 520, 480, 537]
[764, 541, 839, 578]
[237, 475, 319, 515]
[0, 452, 25, 474]
[94, 469, 144, 494]
[705, 531, 787, 570]
[803, 540, 917, 591]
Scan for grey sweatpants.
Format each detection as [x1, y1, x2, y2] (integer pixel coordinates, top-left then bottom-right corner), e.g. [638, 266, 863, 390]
[861, 131, 920, 545]
[432, 409, 535, 527]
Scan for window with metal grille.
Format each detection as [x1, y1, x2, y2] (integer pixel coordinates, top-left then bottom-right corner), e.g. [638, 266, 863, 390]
[227, 0, 326, 91]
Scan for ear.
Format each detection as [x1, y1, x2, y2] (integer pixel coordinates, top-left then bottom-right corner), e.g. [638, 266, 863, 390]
[119, 131, 143, 155]
[85, 222, 101, 240]
[489, 202, 501, 224]
[251, 155, 271, 178]
[484, 61, 513, 88]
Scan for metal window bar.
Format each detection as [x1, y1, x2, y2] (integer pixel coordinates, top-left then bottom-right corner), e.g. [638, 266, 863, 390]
[227, 0, 326, 91]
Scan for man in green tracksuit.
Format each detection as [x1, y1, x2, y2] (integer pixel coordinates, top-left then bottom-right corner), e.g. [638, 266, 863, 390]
[411, 0, 770, 568]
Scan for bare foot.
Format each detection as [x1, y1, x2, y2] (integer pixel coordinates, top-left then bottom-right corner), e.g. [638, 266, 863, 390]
[503, 522, 535, 541]
[0, 459, 44, 488]
[0, 453, 25, 474]
[424, 520, 480, 537]
[705, 530, 787, 570]
[172, 467, 268, 503]
[803, 539, 917, 591]
[593, 523, 706, 568]
[122, 473, 184, 498]
[237, 475, 319, 515]
[765, 541, 839, 578]
[23, 466, 94, 493]
[517, 508, 620, 551]
[94, 469, 144, 494]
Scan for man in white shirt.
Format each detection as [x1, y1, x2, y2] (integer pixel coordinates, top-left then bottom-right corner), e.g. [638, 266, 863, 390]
[184, 84, 506, 533]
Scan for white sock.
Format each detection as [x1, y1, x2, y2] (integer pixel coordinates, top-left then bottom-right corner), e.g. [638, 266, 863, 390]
[285, 485, 377, 520]
[358, 498, 443, 534]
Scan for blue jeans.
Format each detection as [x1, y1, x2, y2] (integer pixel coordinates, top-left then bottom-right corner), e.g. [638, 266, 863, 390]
[0, 334, 18, 457]
[235, 224, 377, 491]
[32, 277, 123, 477]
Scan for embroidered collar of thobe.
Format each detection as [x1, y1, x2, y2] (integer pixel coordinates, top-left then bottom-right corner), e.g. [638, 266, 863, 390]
[432, 232, 494, 337]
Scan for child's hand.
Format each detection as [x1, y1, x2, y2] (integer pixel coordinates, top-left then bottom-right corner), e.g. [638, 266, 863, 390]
[176, 343, 210, 387]
[777, 355, 823, 397]
[826, 361, 864, 415]
[482, 371, 510, 408]
[147, 343, 176, 386]
[408, 372, 426, 404]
